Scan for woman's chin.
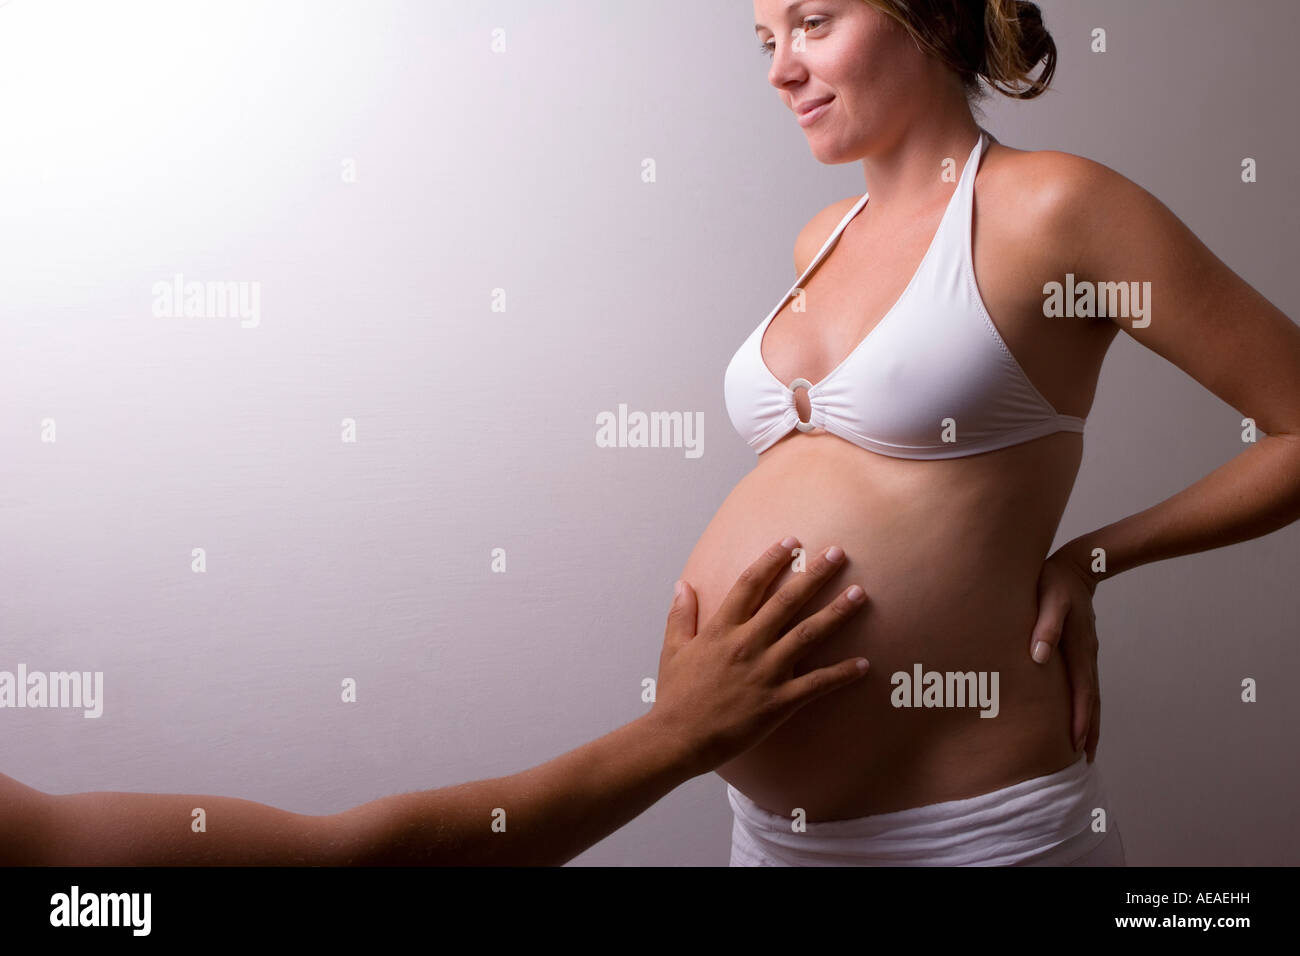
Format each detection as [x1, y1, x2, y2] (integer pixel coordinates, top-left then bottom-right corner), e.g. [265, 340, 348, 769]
[805, 138, 859, 165]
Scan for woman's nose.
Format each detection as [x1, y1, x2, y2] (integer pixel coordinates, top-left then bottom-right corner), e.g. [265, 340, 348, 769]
[768, 34, 807, 86]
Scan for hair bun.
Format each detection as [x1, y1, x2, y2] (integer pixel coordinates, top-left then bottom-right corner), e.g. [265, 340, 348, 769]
[983, 0, 1056, 99]
[871, 0, 1057, 101]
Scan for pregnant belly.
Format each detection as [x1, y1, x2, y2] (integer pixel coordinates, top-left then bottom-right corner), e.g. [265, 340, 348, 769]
[678, 431, 1083, 821]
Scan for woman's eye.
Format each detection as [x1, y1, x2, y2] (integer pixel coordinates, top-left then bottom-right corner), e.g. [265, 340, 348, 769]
[759, 18, 826, 58]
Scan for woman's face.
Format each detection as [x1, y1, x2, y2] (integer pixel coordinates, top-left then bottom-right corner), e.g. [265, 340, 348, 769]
[753, 0, 931, 162]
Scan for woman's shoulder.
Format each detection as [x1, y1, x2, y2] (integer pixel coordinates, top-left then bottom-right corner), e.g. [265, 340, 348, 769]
[792, 195, 862, 275]
[983, 141, 1133, 217]
[979, 140, 1161, 271]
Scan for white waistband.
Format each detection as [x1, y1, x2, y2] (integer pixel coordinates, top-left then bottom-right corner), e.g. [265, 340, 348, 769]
[727, 756, 1110, 866]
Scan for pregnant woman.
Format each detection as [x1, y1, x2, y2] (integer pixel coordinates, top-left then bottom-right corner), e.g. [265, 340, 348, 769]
[676, 0, 1300, 865]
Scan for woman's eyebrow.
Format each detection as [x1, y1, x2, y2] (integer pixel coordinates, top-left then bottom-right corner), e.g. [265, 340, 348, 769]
[754, 0, 820, 35]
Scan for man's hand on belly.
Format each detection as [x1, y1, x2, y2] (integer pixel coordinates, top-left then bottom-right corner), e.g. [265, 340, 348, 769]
[651, 537, 873, 777]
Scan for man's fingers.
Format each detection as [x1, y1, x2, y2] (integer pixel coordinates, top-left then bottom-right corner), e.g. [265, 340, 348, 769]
[772, 656, 870, 712]
[748, 545, 849, 642]
[766, 584, 868, 670]
[711, 536, 802, 631]
[663, 579, 698, 654]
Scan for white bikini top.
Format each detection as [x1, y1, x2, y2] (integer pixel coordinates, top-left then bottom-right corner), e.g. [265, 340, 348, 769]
[724, 128, 1085, 458]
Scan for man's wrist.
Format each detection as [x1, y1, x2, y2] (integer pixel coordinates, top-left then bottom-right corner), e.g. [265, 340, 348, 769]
[635, 709, 713, 781]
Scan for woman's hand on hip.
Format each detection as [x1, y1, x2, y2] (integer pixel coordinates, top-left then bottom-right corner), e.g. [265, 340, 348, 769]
[1030, 550, 1102, 763]
[651, 537, 870, 777]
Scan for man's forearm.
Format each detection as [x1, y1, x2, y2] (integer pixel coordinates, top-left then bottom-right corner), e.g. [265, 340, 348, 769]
[1060, 434, 1300, 584]
[14, 712, 701, 866]
[333, 712, 703, 866]
[32, 785, 347, 865]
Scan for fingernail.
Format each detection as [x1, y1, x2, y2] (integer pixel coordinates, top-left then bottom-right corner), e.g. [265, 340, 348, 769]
[846, 585, 865, 603]
[856, 659, 869, 672]
[780, 536, 798, 549]
[673, 580, 683, 600]
[1074, 734, 1084, 752]
[825, 545, 844, 563]
[1031, 641, 1050, 663]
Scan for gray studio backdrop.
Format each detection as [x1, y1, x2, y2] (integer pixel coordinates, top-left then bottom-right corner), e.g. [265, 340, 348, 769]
[2, 0, 1297, 865]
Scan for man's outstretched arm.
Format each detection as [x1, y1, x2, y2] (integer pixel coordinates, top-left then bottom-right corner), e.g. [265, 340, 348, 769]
[7, 539, 868, 866]
[5, 712, 696, 866]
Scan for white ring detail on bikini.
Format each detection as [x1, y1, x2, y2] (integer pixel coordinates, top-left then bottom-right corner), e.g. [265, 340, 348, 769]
[789, 377, 816, 431]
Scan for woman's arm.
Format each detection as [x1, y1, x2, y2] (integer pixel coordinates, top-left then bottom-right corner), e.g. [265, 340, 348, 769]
[1041, 154, 1300, 581]
[7, 539, 869, 866]
[1018, 152, 1300, 764]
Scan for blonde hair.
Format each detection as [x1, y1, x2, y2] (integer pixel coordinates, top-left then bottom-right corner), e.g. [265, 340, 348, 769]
[863, 0, 1056, 100]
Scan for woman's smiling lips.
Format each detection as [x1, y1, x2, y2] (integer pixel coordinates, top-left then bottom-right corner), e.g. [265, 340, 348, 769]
[795, 95, 834, 127]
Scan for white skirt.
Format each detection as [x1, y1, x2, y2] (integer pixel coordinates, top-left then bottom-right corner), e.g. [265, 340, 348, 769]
[727, 755, 1125, 866]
